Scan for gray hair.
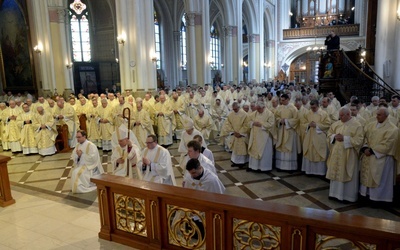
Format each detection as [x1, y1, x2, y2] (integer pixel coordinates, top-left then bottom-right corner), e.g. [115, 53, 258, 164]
[256, 101, 265, 108]
[378, 107, 389, 116]
[371, 96, 379, 101]
[339, 106, 350, 115]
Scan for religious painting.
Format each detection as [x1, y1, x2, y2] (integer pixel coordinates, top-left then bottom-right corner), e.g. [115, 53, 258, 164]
[0, 0, 34, 90]
[73, 62, 100, 95]
[321, 55, 334, 79]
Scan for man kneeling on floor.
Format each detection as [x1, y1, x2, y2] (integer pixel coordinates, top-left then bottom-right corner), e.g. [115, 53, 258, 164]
[71, 130, 104, 193]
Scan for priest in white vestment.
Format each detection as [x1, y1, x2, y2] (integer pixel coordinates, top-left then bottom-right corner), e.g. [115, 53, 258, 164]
[193, 109, 216, 144]
[142, 134, 176, 185]
[17, 103, 38, 154]
[154, 95, 175, 146]
[132, 100, 154, 149]
[33, 106, 57, 156]
[326, 107, 364, 202]
[301, 100, 331, 175]
[98, 99, 114, 151]
[3, 100, 22, 152]
[359, 108, 398, 202]
[275, 94, 299, 171]
[178, 116, 207, 163]
[193, 135, 215, 165]
[180, 140, 217, 180]
[111, 125, 142, 179]
[247, 102, 275, 172]
[71, 130, 104, 193]
[54, 99, 77, 148]
[183, 158, 225, 194]
[220, 102, 250, 167]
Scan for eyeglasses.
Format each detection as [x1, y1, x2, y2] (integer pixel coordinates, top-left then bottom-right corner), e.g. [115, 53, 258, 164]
[145, 141, 155, 144]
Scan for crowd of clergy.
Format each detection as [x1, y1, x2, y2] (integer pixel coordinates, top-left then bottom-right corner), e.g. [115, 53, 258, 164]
[0, 82, 399, 203]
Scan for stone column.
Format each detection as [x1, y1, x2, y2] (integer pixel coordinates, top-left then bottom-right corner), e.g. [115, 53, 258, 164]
[374, 0, 397, 86]
[248, 34, 260, 82]
[393, 19, 400, 90]
[173, 31, 182, 86]
[231, 26, 239, 85]
[31, 0, 57, 97]
[201, 0, 211, 86]
[194, 13, 206, 87]
[115, 0, 157, 95]
[186, 13, 197, 86]
[47, 0, 74, 98]
[224, 26, 235, 84]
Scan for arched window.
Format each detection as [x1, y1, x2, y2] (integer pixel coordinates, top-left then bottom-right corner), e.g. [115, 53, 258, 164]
[210, 24, 219, 70]
[180, 14, 187, 70]
[69, 0, 91, 62]
[154, 11, 161, 69]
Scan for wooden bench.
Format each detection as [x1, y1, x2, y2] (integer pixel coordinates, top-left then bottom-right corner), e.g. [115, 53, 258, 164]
[78, 114, 87, 132]
[55, 124, 71, 153]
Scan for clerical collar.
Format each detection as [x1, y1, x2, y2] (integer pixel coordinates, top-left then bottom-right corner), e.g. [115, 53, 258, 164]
[193, 169, 204, 180]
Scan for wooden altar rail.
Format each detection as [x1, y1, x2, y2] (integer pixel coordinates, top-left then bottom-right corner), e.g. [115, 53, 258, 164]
[283, 24, 360, 40]
[0, 155, 14, 207]
[91, 174, 400, 250]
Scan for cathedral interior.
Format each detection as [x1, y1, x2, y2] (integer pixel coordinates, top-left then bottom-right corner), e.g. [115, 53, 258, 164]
[1, 0, 400, 249]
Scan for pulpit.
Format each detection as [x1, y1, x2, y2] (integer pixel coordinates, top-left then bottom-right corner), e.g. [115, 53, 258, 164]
[0, 155, 14, 207]
[78, 114, 87, 132]
[55, 124, 71, 152]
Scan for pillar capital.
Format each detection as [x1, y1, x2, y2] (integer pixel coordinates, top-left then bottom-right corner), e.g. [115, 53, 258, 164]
[224, 26, 237, 37]
[185, 13, 196, 26]
[248, 34, 260, 43]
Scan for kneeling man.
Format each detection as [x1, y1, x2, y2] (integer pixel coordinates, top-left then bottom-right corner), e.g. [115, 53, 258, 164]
[71, 130, 104, 193]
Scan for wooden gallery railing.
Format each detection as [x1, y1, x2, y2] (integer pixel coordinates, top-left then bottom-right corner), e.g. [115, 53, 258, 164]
[91, 174, 400, 250]
[283, 24, 360, 40]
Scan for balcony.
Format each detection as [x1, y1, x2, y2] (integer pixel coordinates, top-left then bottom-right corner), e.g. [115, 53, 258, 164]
[283, 24, 360, 40]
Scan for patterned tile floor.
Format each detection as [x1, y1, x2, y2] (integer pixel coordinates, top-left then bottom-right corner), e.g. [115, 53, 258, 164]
[4, 142, 400, 223]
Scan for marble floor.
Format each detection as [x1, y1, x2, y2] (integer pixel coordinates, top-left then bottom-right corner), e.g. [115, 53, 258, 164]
[1, 142, 399, 249]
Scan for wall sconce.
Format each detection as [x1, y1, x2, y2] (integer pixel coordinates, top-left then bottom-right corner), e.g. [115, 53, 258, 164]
[66, 62, 73, 69]
[33, 44, 42, 55]
[243, 61, 248, 67]
[361, 50, 366, 58]
[117, 34, 126, 46]
[151, 56, 158, 63]
[221, 63, 224, 68]
[264, 63, 271, 68]
[115, 58, 119, 63]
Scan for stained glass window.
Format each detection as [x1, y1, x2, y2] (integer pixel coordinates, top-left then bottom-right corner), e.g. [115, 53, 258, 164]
[69, 0, 91, 62]
[180, 14, 187, 70]
[210, 24, 219, 70]
[154, 11, 161, 69]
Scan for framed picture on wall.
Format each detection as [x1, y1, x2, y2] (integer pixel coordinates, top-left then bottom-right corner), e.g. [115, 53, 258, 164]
[0, 0, 36, 93]
[73, 62, 100, 96]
